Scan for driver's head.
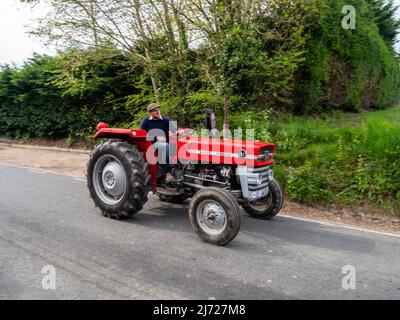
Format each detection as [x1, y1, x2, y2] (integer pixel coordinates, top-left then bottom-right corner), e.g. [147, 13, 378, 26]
[147, 103, 161, 119]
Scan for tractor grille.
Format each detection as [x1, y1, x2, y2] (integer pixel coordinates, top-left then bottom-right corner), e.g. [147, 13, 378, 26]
[246, 166, 273, 191]
[236, 165, 273, 201]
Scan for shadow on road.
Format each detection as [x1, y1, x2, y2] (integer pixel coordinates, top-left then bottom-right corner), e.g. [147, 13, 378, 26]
[122, 200, 192, 232]
[117, 198, 377, 254]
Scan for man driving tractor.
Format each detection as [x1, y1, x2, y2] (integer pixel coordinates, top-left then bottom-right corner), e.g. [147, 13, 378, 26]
[88, 102, 283, 245]
[140, 103, 176, 184]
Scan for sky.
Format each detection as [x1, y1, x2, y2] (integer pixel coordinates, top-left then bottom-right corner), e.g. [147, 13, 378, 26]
[0, 0, 400, 66]
[0, 0, 53, 66]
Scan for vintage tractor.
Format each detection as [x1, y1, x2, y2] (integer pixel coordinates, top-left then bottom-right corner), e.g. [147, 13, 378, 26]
[86, 122, 284, 246]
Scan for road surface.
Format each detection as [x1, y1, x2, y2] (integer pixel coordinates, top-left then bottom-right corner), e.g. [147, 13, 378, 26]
[0, 164, 399, 299]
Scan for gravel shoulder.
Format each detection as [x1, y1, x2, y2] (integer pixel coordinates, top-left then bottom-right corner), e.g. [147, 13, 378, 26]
[0, 143, 89, 179]
[1, 142, 399, 234]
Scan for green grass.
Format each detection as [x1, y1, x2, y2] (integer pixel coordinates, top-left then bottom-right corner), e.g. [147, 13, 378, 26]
[232, 106, 400, 215]
[322, 105, 400, 126]
[364, 106, 400, 123]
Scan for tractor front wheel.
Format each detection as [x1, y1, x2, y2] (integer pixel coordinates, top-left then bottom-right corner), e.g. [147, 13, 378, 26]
[242, 179, 284, 220]
[189, 187, 241, 246]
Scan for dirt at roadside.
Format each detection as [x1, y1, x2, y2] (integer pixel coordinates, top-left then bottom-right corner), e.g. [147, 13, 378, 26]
[1, 142, 399, 234]
[0, 143, 89, 179]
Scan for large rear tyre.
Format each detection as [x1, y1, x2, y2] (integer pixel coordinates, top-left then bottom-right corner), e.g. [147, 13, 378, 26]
[242, 179, 284, 220]
[189, 187, 241, 246]
[87, 140, 150, 219]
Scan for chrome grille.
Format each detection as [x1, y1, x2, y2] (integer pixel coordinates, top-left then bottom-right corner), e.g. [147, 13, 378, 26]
[236, 165, 273, 201]
[247, 166, 273, 191]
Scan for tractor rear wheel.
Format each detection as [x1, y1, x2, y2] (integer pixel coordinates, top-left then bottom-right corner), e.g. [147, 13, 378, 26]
[189, 187, 241, 246]
[87, 140, 150, 219]
[242, 179, 284, 220]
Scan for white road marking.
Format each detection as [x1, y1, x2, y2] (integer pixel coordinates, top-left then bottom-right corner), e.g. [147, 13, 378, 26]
[280, 214, 400, 239]
[74, 178, 87, 182]
[0, 162, 17, 167]
[28, 170, 47, 175]
[0, 163, 45, 172]
[0, 163, 84, 180]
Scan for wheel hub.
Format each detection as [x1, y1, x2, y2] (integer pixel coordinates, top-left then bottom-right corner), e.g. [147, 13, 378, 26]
[92, 155, 127, 206]
[101, 161, 126, 197]
[197, 201, 226, 235]
[104, 172, 115, 187]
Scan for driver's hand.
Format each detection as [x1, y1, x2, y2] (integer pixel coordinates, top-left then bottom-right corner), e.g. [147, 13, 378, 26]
[156, 136, 167, 142]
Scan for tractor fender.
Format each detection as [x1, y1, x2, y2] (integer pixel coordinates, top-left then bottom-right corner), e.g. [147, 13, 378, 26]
[93, 123, 157, 192]
[94, 127, 147, 140]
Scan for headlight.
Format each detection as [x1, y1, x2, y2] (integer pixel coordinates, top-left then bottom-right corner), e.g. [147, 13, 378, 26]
[257, 151, 271, 161]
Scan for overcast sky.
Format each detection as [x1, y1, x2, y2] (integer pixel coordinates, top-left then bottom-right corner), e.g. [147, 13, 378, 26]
[0, 0, 399, 66]
[0, 0, 53, 66]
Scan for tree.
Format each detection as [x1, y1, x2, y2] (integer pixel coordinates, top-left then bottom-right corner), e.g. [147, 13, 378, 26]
[22, 0, 197, 100]
[295, 0, 400, 113]
[366, 0, 400, 45]
[19, 0, 399, 124]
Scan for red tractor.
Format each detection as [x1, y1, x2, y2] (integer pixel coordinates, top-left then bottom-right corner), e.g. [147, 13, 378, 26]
[86, 122, 284, 246]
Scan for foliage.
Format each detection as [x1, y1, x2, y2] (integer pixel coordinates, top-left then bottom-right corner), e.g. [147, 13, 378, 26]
[271, 108, 400, 214]
[16, 0, 399, 117]
[296, 0, 400, 114]
[0, 51, 144, 139]
[366, 0, 400, 45]
[0, 54, 72, 139]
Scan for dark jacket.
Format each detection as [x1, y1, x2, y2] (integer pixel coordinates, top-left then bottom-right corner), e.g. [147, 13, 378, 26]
[140, 116, 176, 142]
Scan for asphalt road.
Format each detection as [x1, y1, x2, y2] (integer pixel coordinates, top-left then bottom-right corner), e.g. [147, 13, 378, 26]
[1, 164, 400, 300]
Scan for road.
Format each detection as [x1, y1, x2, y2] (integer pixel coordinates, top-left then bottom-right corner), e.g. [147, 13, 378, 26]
[0, 164, 399, 300]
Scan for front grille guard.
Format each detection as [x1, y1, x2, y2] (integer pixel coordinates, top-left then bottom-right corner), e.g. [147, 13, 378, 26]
[236, 166, 273, 202]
